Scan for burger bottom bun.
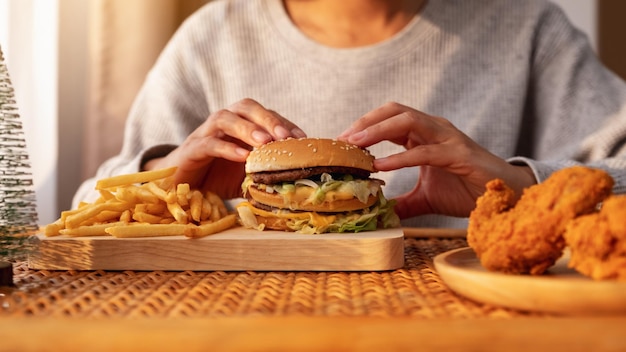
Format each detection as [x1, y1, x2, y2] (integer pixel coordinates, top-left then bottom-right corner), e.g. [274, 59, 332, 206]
[248, 186, 378, 212]
[254, 216, 292, 232]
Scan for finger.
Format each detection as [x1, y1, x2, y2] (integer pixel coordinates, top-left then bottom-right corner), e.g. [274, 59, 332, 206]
[374, 142, 472, 172]
[393, 193, 431, 219]
[347, 112, 458, 154]
[229, 98, 306, 141]
[186, 112, 305, 166]
[191, 108, 271, 148]
[181, 102, 306, 171]
[341, 109, 445, 149]
[269, 110, 307, 139]
[338, 102, 409, 139]
[197, 137, 251, 162]
[176, 136, 249, 172]
[394, 187, 475, 219]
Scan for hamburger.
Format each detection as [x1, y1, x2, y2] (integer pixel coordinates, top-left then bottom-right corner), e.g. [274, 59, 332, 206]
[236, 137, 400, 234]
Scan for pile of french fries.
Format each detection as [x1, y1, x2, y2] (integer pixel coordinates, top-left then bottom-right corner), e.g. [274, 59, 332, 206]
[44, 167, 237, 239]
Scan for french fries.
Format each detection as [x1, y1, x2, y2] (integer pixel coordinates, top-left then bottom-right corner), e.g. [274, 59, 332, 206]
[105, 223, 191, 238]
[95, 166, 177, 190]
[45, 167, 237, 239]
[184, 214, 237, 239]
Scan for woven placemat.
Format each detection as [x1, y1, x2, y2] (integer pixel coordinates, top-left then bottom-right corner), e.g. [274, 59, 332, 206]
[0, 238, 543, 319]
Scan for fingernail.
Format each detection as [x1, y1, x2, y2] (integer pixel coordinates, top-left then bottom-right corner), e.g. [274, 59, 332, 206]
[373, 157, 388, 170]
[338, 127, 354, 139]
[292, 128, 307, 138]
[252, 130, 271, 143]
[274, 125, 291, 139]
[350, 130, 367, 142]
[235, 147, 249, 157]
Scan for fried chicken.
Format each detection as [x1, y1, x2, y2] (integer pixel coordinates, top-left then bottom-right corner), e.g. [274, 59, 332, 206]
[467, 166, 614, 275]
[564, 195, 626, 281]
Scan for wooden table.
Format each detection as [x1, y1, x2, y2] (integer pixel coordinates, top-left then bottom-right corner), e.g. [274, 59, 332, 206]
[2, 316, 625, 351]
[2, 231, 625, 351]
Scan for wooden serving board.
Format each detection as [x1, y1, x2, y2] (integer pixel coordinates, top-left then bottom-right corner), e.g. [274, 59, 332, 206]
[28, 227, 404, 271]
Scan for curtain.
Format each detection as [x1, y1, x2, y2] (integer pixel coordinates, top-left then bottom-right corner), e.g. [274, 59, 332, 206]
[83, 0, 210, 179]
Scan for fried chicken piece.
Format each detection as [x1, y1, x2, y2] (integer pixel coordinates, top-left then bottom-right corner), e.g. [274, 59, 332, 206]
[467, 166, 614, 275]
[564, 195, 626, 281]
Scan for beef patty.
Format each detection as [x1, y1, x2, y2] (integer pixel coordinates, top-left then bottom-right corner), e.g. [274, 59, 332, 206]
[250, 166, 371, 184]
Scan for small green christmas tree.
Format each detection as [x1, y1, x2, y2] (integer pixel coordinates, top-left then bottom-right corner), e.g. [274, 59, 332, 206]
[0, 46, 39, 263]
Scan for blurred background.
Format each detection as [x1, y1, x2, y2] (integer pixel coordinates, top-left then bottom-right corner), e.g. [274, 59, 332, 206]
[0, 0, 624, 225]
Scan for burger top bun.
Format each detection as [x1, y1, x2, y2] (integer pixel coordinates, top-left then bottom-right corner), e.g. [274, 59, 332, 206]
[245, 137, 375, 173]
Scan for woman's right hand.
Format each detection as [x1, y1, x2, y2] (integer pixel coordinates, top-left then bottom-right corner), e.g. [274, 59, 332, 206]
[144, 98, 306, 199]
[338, 102, 536, 219]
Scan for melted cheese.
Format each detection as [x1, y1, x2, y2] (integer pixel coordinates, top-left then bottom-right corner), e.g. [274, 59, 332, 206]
[236, 202, 337, 227]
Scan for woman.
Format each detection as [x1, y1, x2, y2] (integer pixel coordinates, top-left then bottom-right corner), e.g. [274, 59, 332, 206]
[74, 0, 626, 228]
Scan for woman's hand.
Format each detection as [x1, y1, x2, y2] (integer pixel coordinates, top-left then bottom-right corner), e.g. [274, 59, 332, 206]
[338, 102, 535, 219]
[144, 98, 306, 199]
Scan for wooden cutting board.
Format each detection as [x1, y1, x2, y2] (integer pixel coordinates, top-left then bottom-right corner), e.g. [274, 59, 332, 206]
[28, 227, 404, 271]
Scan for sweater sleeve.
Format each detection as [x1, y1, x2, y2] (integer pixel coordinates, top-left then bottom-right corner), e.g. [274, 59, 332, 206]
[511, 2, 626, 194]
[71, 7, 216, 207]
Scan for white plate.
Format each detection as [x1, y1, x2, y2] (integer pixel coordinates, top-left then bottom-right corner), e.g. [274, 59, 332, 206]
[434, 247, 626, 315]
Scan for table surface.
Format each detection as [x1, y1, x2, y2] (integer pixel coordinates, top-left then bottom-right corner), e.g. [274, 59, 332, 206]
[2, 232, 625, 351]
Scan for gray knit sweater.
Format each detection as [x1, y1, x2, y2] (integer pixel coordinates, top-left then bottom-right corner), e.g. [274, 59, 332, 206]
[74, 0, 626, 228]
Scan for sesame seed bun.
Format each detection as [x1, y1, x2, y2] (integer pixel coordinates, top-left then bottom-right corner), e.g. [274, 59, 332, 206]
[245, 138, 375, 174]
[237, 138, 399, 234]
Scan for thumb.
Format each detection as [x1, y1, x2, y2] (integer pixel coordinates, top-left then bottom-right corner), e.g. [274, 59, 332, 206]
[392, 191, 431, 219]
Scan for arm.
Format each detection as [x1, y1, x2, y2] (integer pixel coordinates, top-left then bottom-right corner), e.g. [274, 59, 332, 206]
[339, 4, 626, 219]
[72, 9, 306, 207]
[510, 3, 626, 192]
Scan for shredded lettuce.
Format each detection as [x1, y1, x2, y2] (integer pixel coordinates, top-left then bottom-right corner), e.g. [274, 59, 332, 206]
[241, 172, 400, 234]
[236, 204, 265, 231]
[244, 173, 380, 205]
[241, 175, 254, 196]
[237, 194, 400, 234]
[295, 179, 319, 189]
[288, 193, 400, 234]
[274, 183, 295, 194]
